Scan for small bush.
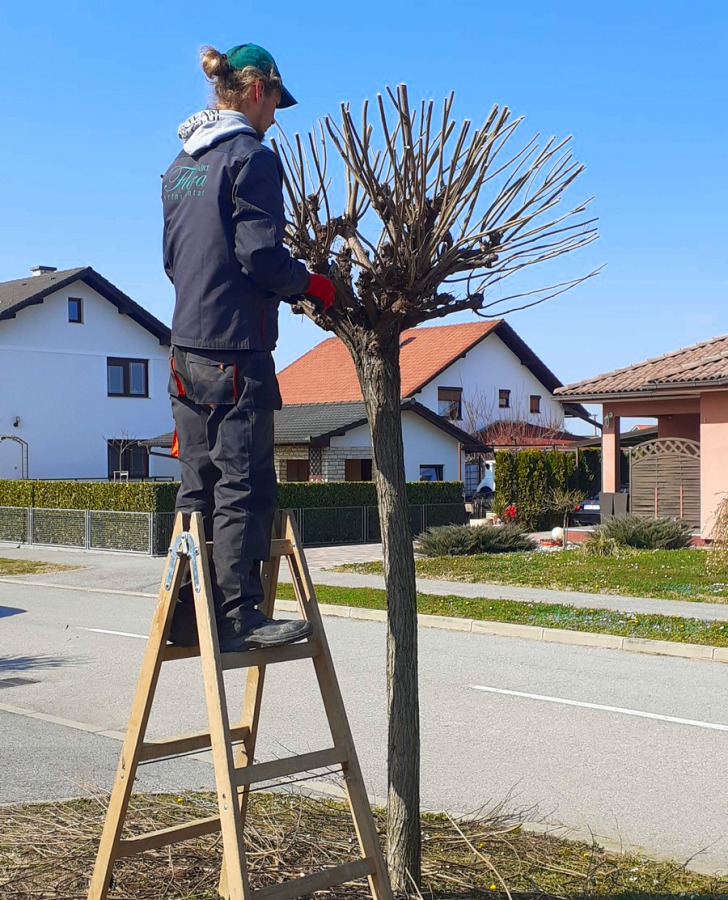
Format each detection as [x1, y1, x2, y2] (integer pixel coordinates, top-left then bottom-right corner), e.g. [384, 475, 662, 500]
[581, 531, 626, 557]
[416, 523, 537, 557]
[593, 515, 694, 551]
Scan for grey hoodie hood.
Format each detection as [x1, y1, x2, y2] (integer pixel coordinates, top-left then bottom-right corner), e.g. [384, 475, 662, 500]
[178, 109, 260, 155]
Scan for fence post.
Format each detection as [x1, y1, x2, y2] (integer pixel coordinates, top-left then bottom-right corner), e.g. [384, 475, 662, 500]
[28, 507, 34, 545]
[85, 510, 91, 550]
[148, 513, 154, 556]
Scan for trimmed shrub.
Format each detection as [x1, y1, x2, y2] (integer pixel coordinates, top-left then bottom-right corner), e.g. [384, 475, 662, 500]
[278, 480, 464, 509]
[416, 523, 537, 557]
[0, 479, 464, 518]
[592, 515, 694, 550]
[31, 481, 178, 513]
[0, 480, 34, 508]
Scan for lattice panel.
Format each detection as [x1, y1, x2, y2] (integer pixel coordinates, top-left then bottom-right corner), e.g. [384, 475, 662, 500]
[631, 439, 700, 526]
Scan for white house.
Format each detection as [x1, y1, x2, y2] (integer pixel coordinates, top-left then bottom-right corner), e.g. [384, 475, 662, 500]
[0, 265, 177, 481]
[271, 320, 590, 487]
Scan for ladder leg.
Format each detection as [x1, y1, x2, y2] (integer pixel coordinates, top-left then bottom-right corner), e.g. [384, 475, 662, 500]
[284, 513, 394, 900]
[219, 525, 282, 899]
[88, 513, 188, 900]
[188, 513, 251, 900]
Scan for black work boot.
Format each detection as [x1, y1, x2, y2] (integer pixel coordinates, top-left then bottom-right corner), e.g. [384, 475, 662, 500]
[217, 616, 313, 653]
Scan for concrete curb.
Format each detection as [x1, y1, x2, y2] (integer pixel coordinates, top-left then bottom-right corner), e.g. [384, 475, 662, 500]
[0, 576, 722, 665]
[275, 599, 728, 664]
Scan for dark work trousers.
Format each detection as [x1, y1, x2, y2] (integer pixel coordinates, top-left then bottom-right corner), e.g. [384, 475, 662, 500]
[169, 346, 281, 633]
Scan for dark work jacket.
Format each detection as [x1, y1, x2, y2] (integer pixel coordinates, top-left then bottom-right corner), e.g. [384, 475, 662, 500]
[162, 130, 309, 351]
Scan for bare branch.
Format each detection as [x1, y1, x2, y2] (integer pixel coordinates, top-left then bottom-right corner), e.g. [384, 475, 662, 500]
[273, 84, 598, 338]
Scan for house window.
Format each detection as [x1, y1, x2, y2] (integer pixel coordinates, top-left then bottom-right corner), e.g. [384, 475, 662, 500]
[68, 297, 83, 323]
[419, 464, 443, 482]
[345, 459, 373, 481]
[107, 439, 148, 480]
[286, 459, 310, 482]
[530, 395, 541, 414]
[498, 389, 511, 409]
[107, 358, 149, 397]
[438, 386, 462, 421]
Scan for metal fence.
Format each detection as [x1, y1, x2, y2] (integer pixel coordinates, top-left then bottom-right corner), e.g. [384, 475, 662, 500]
[0, 502, 466, 555]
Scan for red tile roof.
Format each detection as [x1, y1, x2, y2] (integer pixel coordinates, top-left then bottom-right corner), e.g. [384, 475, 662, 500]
[278, 321, 501, 404]
[476, 422, 584, 450]
[556, 334, 728, 398]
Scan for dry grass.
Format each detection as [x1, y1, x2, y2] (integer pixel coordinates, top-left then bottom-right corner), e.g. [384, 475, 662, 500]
[0, 558, 80, 576]
[1, 791, 727, 899]
[708, 497, 728, 578]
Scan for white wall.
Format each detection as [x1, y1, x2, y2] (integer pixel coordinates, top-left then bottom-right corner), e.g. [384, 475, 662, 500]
[414, 333, 566, 430]
[328, 412, 463, 482]
[0, 280, 174, 480]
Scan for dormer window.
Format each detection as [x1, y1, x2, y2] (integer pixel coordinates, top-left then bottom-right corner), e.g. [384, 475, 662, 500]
[68, 297, 83, 323]
[438, 386, 462, 420]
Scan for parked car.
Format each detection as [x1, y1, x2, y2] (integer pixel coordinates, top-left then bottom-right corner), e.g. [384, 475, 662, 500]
[572, 488, 629, 525]
[572, 495, 600, 525]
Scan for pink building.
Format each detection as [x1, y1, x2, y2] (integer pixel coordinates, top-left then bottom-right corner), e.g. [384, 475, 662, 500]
[556, 335, 728, 537]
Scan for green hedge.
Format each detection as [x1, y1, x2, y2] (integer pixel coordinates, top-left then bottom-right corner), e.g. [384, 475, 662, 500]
[278, 480, 463, 508]
[0, 479, 464, 514]
[0, 480, 34, 508]
[494, 449, 602, 530]
[0, 481, 178, 513]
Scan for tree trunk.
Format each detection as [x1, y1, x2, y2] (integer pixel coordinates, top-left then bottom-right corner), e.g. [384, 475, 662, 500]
[351, 331, 421, 892]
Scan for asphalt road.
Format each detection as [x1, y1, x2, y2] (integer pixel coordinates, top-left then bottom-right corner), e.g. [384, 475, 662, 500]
[2, 574, 728, 875]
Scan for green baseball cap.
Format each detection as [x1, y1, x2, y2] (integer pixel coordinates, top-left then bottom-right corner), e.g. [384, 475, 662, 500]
[225, 43, 297, 109]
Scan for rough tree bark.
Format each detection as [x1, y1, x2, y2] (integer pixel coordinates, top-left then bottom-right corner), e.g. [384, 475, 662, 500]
[350, 330, 421, 887]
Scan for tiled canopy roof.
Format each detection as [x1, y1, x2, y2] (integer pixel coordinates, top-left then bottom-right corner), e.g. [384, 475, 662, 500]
[476, 422, 584, 449]
[556, 334, 728, 399]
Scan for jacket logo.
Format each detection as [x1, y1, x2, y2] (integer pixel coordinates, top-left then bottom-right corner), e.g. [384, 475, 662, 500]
[164, 164, 209, 199]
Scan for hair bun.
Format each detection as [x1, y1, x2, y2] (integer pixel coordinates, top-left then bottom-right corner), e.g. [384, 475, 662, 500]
[200, 45, 230, 80]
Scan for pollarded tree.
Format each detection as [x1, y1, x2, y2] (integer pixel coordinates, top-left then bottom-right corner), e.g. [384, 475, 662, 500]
[272, 86, 597, 891]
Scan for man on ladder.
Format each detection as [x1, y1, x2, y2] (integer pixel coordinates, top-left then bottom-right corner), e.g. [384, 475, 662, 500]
[162, 42, 335, 653]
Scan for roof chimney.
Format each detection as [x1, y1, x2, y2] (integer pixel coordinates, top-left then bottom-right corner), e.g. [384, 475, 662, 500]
[30, 265, 57, 277]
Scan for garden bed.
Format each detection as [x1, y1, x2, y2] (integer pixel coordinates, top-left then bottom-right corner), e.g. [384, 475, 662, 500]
[2, 791, 726, 898]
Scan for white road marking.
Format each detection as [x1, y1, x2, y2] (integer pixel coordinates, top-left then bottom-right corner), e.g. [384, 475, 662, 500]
[81, 627, 148, 640]
[469, 685, 728, 732]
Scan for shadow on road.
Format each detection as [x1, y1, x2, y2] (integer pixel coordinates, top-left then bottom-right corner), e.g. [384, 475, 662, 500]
[0, 653, 83, 672]
[0, 604, 26, 618]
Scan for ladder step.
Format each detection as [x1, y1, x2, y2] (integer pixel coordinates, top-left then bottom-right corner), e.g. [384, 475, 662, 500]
[252, 858, 376, 900]
[164, 641, 317, 667]
[235, 747, 347, 787]
[220, 642, 317, 670]
[116, 814, 221, 857]
[139, 724, 251, 762]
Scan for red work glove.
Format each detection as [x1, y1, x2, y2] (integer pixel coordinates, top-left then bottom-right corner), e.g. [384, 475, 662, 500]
[305, 273, 335, 311]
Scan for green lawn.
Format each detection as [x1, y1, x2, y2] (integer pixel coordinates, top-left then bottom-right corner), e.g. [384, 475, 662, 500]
[0, 558, 79, 576]
[277, 581, 728, 647]
[334, 548, 728, 603]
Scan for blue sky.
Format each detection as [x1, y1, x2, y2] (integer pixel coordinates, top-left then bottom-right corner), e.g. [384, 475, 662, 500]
[2, 0, 726, 399]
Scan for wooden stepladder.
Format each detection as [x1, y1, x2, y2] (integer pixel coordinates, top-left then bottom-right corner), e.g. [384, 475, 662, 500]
[88, 510, 392, 900]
